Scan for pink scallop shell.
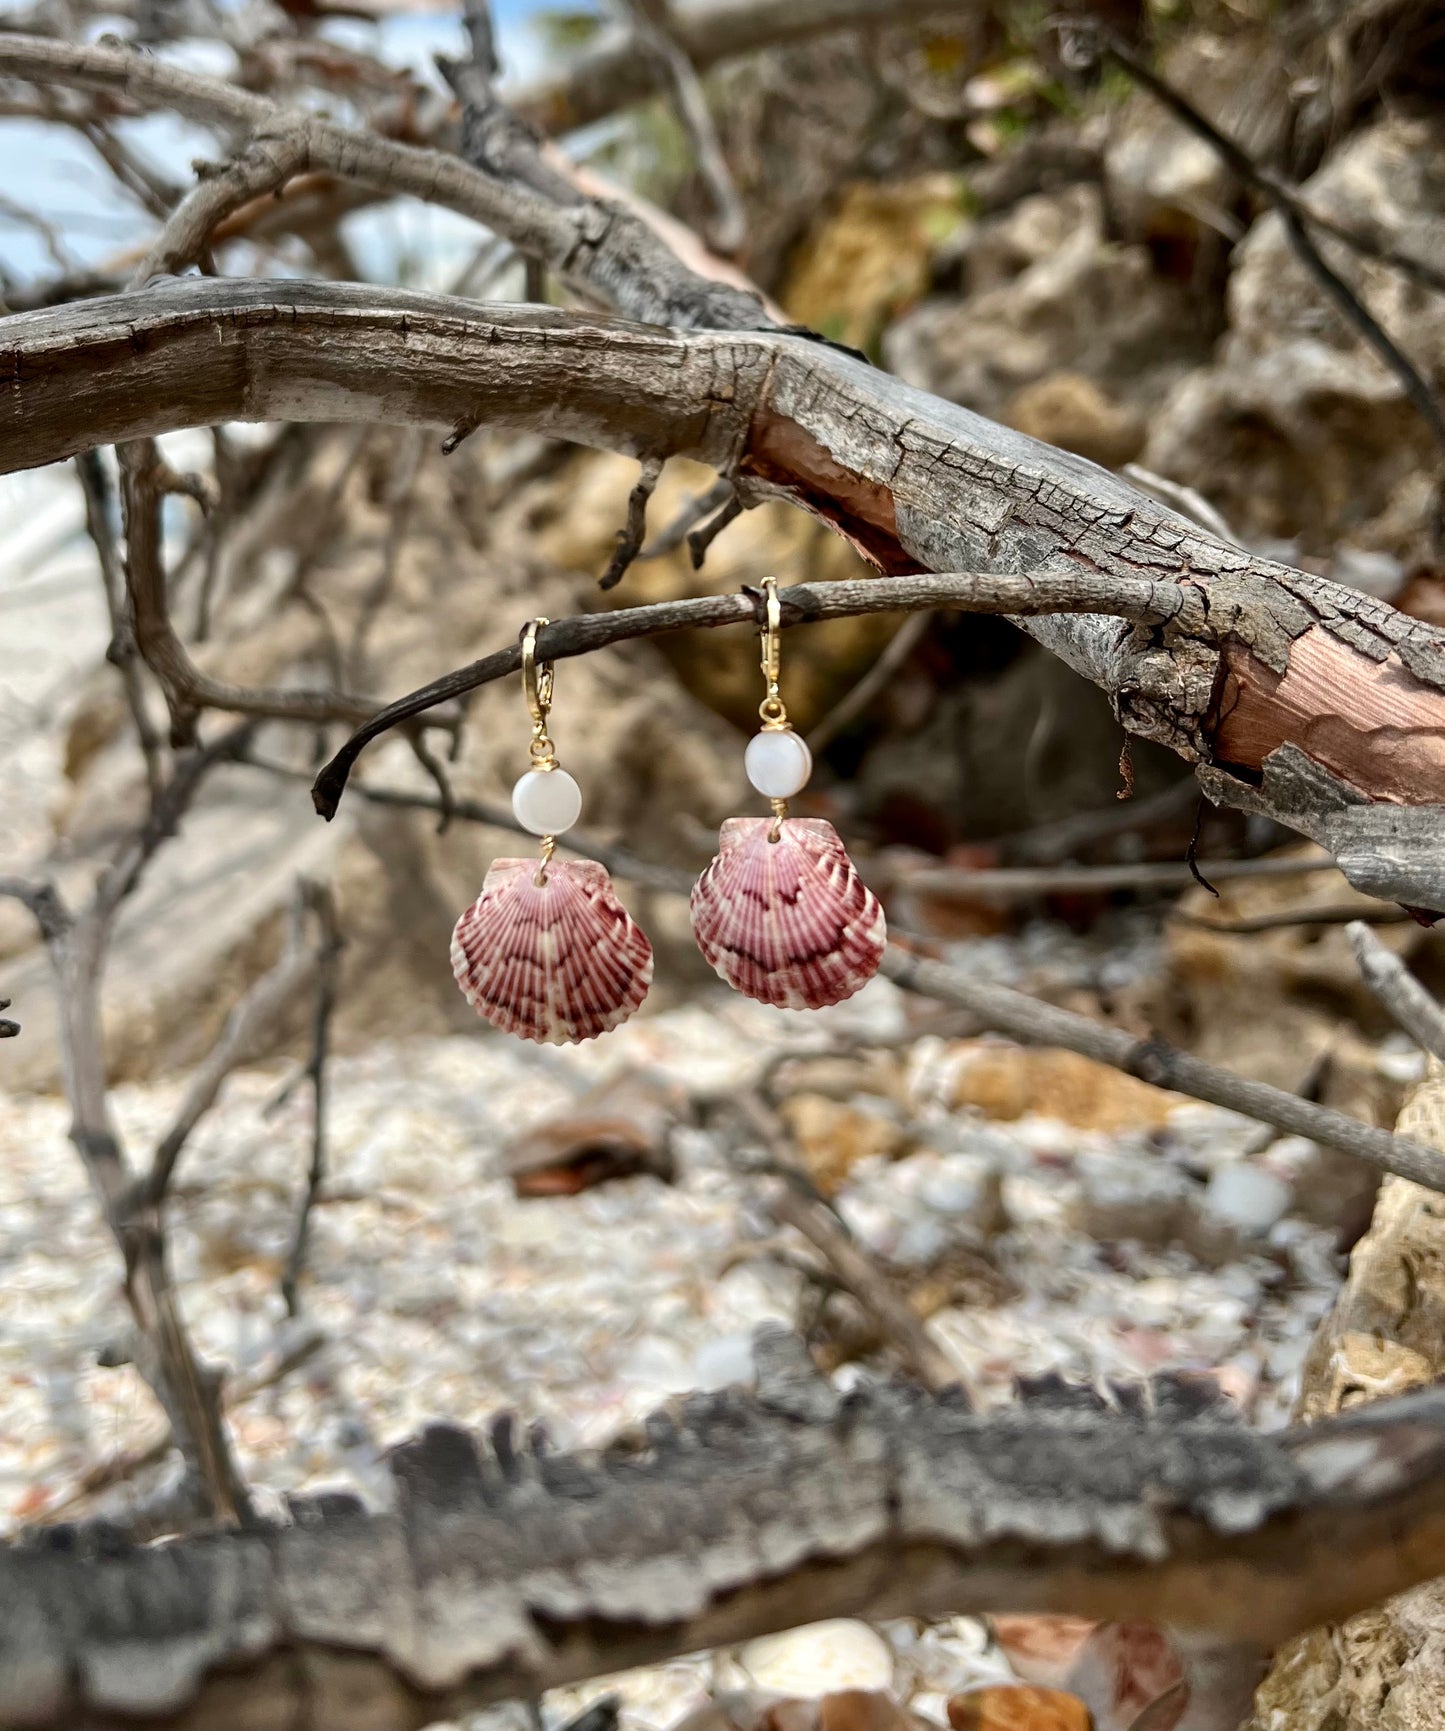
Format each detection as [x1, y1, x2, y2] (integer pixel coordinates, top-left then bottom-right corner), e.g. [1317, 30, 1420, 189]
[451, 859, 653, 1045]
[689, 817, 886, 1010]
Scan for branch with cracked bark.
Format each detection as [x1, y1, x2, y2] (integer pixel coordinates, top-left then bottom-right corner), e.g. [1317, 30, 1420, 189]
[6, 1329, 1445, 1731]
[4, 276, 1444, 907]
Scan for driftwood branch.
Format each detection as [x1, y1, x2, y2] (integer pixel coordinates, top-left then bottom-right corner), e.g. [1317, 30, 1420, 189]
[881, 947, 1445, 1194]
[6, 1331, 1445, 1731]
[1347, 921, 1445, 1064]
[5, 278, 1443, 909]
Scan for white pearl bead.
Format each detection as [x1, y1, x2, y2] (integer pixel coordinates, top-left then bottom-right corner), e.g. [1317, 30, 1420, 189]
[512, 767, 582, 836]
[745, 728, 812, 799]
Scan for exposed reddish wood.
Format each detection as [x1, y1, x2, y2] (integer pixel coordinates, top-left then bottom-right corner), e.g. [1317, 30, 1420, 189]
[1210, 629, 1445, 802]
[741, 409, 922, 575]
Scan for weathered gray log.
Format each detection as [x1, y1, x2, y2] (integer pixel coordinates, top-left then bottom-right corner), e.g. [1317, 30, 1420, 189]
[5, 1333, 1445, 1731]
[3, 278, 1444, 907]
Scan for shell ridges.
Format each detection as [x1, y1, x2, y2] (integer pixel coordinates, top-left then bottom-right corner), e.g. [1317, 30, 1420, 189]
[451, 859, 653, 1045]
[689, 818, 885, 1011]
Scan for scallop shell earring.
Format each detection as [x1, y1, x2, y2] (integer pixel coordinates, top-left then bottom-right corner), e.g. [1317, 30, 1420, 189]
[690, 578, 885, 1010]
[450, 619, 653, 1044]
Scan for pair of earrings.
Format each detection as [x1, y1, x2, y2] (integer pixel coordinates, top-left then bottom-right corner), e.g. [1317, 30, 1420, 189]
[450, 580, 887, 1045]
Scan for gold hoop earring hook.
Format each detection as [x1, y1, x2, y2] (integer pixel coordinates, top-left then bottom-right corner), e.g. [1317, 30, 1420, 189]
[758, 577, 788, 731]
[521, 618, 558, 772]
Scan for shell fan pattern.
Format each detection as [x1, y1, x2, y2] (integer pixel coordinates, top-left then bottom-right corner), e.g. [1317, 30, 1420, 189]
[451, 859, 653, 1045]
[690, 817, 886, 1011]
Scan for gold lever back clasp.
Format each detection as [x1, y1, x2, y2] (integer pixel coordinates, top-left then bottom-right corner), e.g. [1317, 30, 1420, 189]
[757, 576, 788, 733]
[521, 618, 558, 770]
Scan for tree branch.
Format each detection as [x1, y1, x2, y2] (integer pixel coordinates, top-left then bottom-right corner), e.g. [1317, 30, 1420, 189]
[306, 569, 1198, 816]
[1347, 921, 1445, 1064]
[7, 1337, 1445, 1730]
[6, 282, 1445, 908]
[881, 948, 1445, 1193]
[513, 0, 976, 135]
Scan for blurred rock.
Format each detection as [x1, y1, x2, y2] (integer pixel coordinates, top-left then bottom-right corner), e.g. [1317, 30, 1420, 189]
[885, 184, 1206, 422]
[1073, 1151, 1193, 1247]
[947, 1685, 1090, 1731]
[782, 175, 967, 353]
[945, 1041, 1179, 1133]
[1144, 117, 1445, 565]
[780, 1094, 912, 1196]
[1003, 372, 1144, 468]
[989, 1618, 1097, 1692]
[1201, 1163, 1293, 1236]
[742, 1623, 895, 1698]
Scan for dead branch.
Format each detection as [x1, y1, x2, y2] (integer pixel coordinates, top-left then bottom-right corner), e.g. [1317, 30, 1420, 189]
[621, 0, 748, 256]
[1091, 28, 1445, 469]
[306, 569, 1198, 815]
[281, 884, 342, 1317]
[513, 0, 975, 135]
[118, 440, 377, 736]
[1174, 903, 1412, 934]
[6, 278, 1443, 914]
[883, 854, 1338, 900]
[1092, 28, 1445, 302]
[73, 449, 165, 799]
[731, 1095, 957, 1388]
[599, 454, 665, 591]
[1347, 920, 1445, 1064]
[805, 609, 932, 752]
[881, 948, 1445, 1193]
[140, 893, 318, 1207]
[0, 32, 775, 333]
[7, 1337, 1445, 1731]
[0, 730, 338, 1526]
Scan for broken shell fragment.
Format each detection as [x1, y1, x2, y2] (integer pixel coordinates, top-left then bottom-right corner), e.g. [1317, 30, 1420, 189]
[451, 859, 653, 1045]
[690, 818, 886, 1011]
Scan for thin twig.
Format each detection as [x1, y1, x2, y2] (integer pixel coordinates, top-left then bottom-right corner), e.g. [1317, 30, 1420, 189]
[1347, 920, 1445, 1064]
[74, 449, 165, 800]
[1176, 904, 1412, 935]
[311, 569, 1208, 818]
[282, 885, 342, 1317]
[642, 476, 734, 558]
[35, 1324, 326, 1524]
[806, 610, 933, 753]
[622, 0, 748, 256]
[881, 947, 1445, 1194]
[348, 427, 425, 682]
[1096, 29, 1445, 464]
[1097, 29, 1445, 300]
[1002, 778, 1201, 865]
[687, 493, 744, 568]
[140, 886, 318, 1208]
[598, 455, 664, 591]
[882, 854, 1339, 901]
[731, 1093, 958, 1389]
[120, 440, 378, 736]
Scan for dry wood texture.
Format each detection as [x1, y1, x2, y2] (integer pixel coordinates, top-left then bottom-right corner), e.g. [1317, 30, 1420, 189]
[7, 1331, 1445, 1731]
